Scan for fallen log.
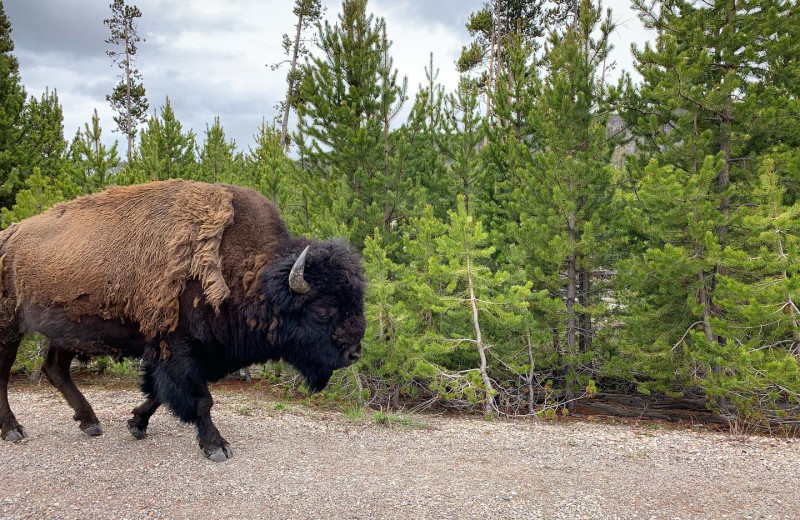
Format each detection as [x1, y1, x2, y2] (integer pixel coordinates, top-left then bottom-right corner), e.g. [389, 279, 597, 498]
[574, 393, 728, 424]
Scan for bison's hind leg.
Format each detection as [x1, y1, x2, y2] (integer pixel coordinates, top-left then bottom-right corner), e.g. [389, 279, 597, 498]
[0, 337, 26, 441]
[127, 395, 161, 439]
[127, 367, 162, 439]
[41, 343, 102, 436]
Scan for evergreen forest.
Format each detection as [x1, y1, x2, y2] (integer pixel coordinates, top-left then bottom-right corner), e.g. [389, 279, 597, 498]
[2, 0, 799, 429]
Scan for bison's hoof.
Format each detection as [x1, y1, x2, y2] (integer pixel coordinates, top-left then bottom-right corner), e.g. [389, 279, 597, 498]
[2, 426, 27, 441]
[82, 424, 103, 437]
[205, 444, 234, 462]
[127, 422, 147, 440]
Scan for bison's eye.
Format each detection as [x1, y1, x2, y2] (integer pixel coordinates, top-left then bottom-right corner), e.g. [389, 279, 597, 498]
[311, 306, 337, 323]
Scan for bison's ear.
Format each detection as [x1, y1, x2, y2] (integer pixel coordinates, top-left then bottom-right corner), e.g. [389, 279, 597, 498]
[288, 245, 310, 294]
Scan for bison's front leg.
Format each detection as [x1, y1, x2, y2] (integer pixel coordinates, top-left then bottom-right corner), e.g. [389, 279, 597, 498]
[144, 345, 233, 462]
[194, 395, 233, 462]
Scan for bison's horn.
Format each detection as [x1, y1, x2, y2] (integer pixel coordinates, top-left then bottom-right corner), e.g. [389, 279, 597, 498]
[288, 245, 311, 294]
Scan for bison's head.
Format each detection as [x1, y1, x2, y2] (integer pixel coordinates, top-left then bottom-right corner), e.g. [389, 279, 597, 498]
[257, 239, 366, 393]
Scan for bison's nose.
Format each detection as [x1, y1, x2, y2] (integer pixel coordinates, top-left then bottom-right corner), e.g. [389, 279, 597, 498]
[343, 345, 362, 366]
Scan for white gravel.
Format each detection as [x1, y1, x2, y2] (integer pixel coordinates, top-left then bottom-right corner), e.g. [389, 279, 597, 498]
[1, 383, 798, 520]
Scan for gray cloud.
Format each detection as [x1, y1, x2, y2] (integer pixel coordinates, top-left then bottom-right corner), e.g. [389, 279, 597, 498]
[5, 0, 107, 59]
[4, 0, 649, 154]
[386, 0, 478, 30]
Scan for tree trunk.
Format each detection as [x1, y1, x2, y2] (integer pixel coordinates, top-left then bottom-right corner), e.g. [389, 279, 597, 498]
[564, 210, 579, 406]
[124, 24, 132, 163]
[93, 110, 101, 179]
[716, 2, 735, 293]
[774, 203, 800, 363]
[296, 127, 311, 229]
[784, 287, 800, 364]
[280, 11, 305, 150]
[718, 97, 732, 257]
[467, 256, 494, 415]
[578, 265, 592, 354]
[526, 331, 536, 415]
[484, 9, 497, 123]
[480, 2, 499, 149]
[382, 25, 392, 230]
[697, 268, 715, 343]
[566, 252, 577, 352]
[566, 213, 578, 353]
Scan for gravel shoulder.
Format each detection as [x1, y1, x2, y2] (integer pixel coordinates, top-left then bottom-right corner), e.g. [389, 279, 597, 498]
[1, 382, 798, 520]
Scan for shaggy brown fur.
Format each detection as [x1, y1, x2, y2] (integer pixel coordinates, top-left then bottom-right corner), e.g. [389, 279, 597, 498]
[0, 180, 274, 340]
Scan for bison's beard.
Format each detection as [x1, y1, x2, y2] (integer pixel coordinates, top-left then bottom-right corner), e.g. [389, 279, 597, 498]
[298, 366, 333, 394]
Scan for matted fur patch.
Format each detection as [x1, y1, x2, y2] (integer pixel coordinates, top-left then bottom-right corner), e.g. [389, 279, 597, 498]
[0, 180, 235, 339]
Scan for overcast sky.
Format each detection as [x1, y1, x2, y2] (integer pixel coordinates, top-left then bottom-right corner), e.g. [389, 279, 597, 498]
[5, 0, 649, 153]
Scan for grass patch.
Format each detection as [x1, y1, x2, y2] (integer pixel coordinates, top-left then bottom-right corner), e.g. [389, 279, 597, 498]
[371, 410, 430, 430]
[342, 404, 365, 421]
[11, 335, 46, 376]
[104, 358, 141, 379]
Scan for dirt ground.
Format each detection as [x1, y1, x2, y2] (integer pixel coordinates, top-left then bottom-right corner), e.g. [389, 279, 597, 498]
[1, 382, 798, 520]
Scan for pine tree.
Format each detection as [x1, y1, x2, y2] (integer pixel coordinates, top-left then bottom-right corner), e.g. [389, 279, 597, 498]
[0, 1, 26, 207]
[618, 0, 800, 415]
[296, 0, 407, 246]
[711, 158, 800, 417]
[359, 202, 531, 412]
[403, 53, 449, 216]
[440, 77, 485, 214]
[359, 228, 429, 407]
[495, 0, 547, 40]
[105, 0, 148, 162]
[434, 196, 531, 414]
[376, 22, 409, 226]
[198, 116, 238, 183]
[1, 167, 65, 226]
[480, 30, 548, 405]
[457, 7, 494, 78]
[18, 88, 68, 180]
[457, 1, 546, 120]
[243, 121, 297, 221]
[522, 0, 616, 402]
[742, 159, 800, 363]
[626, 0, 798, 238]
[69, 108, 121, 192]
[616, 155, 727, 395]
[482, 29, 540, 247]
[273, 0, 324, 149]
[129, 97, 196, 182]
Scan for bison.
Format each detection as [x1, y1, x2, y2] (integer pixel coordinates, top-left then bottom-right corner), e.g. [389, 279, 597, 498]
[0, 179, 366, 461]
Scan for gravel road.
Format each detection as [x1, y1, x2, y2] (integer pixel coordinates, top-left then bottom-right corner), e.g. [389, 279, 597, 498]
[1, 383, 798, 520]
